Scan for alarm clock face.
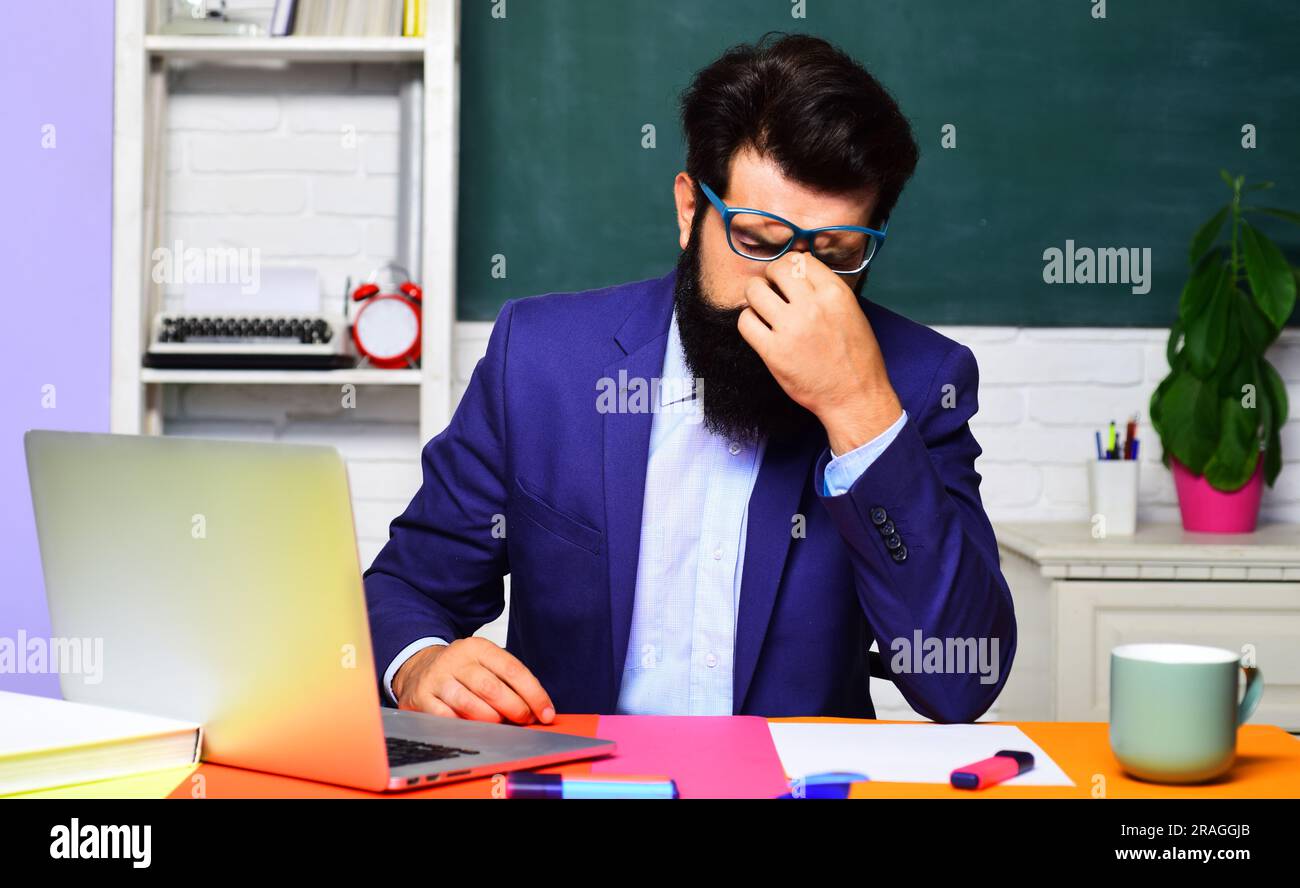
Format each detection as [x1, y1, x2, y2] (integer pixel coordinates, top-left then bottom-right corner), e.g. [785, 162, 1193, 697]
[355, 296, 419, 360]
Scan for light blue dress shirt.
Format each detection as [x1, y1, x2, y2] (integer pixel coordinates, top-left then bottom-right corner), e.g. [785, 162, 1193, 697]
[386, 314, 907, 710]
[614, 315, 906, 714]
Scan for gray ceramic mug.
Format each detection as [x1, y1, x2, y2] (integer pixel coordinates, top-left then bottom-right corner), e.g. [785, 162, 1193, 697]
[1109, 643, 1263, 783]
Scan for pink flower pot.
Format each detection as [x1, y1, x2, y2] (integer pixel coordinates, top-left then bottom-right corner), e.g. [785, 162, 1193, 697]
[1170, 457, 1264, 533]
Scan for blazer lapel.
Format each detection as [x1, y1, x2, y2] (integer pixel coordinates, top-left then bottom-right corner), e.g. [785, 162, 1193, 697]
[732, 424, 821, 712]
[602, 271, 676, 709]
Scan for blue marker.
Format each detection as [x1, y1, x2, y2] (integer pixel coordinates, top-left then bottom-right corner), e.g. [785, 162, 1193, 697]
[506, 773, 679, 799]
[778, 771, 869, 799]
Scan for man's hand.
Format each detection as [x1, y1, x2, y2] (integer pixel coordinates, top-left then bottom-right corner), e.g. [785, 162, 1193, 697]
[392, 637, 556, 725]
[737, 252, 903, 454]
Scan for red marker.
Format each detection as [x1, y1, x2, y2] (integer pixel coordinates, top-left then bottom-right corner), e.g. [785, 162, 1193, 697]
[950, 749, 1035, 789]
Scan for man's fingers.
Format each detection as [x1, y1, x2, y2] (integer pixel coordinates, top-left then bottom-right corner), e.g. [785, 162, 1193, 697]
[744, 278, 788, 329]
[737, 306, 774, 358]
[416, 694, 457, 719]
[461, 663, 535, 725]
[477, 644, 556, 724]
[436, 676, 505, 723]
[764, 251, 820, 300]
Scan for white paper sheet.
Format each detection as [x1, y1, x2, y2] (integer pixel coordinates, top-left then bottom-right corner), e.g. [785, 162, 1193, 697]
[768, 723, 1075, 786]
[183, 266, 321, 315]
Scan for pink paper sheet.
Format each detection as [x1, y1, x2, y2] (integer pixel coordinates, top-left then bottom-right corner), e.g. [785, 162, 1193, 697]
[590, 715, 790, 799]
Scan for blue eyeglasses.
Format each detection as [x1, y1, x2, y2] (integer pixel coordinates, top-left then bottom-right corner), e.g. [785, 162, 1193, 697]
[699, 181, 888, 275]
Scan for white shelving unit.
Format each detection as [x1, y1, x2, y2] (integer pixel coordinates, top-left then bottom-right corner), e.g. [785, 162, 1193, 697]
[139, 368, 424, 386]
[111, 2, 460, 444]
[142, 34, 426, 62]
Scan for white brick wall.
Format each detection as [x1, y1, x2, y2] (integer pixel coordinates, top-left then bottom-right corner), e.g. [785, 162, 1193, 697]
[952, 327, 1300, 525]
[163, 64, 406, 312]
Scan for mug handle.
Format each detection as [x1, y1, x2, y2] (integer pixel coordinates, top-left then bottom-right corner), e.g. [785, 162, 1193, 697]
[1238, 663, 1264, 726]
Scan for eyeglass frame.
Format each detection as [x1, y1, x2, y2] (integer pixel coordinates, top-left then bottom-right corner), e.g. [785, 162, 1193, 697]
[698, 180, 889, 275]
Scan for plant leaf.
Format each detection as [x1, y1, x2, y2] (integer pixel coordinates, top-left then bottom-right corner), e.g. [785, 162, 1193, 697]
[1264, 427, 1282, 486]
[1164, 318, 1184, 368]
[1256, 360, 1281, 487]
[1188, 206, 1228, 266]
[1202, 397, 1260, 491]
[1215, 326, 1253, 400]
[1151, 370, 1221, 474]
[1261, 358, 1290, 427]
[1178, 255, 1222, 323]
[1240, 219, 1298, 329]
[1234, 287, 1279, 353]
[1181, 263, 1231, 376]
[1247, 206, 1300, 226]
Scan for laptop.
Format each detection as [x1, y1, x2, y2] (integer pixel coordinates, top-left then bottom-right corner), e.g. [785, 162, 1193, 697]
[24, 430, 614, 792]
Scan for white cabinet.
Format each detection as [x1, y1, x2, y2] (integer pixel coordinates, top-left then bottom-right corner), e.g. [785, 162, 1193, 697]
[996, 522, 1300, 731]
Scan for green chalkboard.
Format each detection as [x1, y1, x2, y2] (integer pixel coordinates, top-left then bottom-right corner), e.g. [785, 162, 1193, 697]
[457, 0, 1300, 326]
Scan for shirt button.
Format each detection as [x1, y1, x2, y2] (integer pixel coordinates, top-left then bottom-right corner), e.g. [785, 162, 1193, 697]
[705, 653, 718, 668]
[870, 506, 888, 526]
[728, 442, 742, 455]
[712, 547, 723, 561]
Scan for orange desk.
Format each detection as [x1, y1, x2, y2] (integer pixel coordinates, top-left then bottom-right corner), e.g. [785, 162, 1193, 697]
[163, 718, 1300, 799]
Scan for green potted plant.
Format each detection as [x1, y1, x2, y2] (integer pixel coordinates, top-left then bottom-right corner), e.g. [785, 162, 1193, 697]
[1149, 172, 1296, 533]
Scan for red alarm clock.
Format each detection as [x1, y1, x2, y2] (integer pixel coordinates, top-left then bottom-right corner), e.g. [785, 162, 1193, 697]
[350, 264, 422, 369]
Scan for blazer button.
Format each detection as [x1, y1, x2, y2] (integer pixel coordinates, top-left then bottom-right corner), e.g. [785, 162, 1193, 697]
[869, 506, 888, 526]
[885, 533, 902, 550]
[891, 544, 909, 563]
[879, 519, 895, 536]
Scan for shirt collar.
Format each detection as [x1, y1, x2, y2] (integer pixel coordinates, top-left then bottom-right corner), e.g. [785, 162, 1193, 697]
[659, 310, 697, 409]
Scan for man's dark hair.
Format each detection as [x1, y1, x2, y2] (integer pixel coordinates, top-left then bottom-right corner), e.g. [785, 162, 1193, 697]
[680, 33, 919, 226]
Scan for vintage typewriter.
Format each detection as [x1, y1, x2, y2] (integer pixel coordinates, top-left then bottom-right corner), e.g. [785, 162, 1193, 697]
[143, 312, 354, 370]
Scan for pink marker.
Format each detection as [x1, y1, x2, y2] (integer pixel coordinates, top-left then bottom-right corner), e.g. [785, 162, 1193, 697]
[950, 750, 1035, 789]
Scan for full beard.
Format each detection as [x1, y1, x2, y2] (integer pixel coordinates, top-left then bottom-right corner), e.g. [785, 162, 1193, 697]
[672, 232, 819, 445]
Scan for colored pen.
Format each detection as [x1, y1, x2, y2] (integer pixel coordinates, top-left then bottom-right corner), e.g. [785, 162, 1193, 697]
[1095, 431, 1103, 460]
[950, 749, 1035, 790]
[778, 771, 870, 799]
[505, 773, 679, 799]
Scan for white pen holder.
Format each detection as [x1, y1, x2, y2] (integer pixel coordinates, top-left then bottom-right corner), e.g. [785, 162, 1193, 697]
[1087, 460, 1140, 537]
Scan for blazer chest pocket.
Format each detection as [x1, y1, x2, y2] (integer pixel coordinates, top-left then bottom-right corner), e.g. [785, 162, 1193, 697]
[513, 476, 602, 555]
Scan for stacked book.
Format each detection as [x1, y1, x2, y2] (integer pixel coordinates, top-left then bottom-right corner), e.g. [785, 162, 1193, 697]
[155, 0, 423, 38]
[0, 692, 201, 796]
[287, 0, 420, 37]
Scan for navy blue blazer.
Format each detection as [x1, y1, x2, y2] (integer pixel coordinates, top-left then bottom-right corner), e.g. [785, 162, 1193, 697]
[364, 270, 1016, 722]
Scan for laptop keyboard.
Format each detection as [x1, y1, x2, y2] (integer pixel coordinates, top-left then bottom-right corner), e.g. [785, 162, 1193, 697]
[386, 736, 481, 768]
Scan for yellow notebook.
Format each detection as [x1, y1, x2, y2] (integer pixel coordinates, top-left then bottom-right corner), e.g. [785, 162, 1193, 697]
[0, 691, 201, 797]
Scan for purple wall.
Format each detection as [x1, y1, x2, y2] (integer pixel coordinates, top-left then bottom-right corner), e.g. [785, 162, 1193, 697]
[0, 1, 115, 695]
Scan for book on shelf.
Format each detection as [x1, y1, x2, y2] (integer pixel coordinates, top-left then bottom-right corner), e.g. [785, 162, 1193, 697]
[270, 0, 298, 36]
[404, 0, 426, 37]
[290, 0, 408, 37]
